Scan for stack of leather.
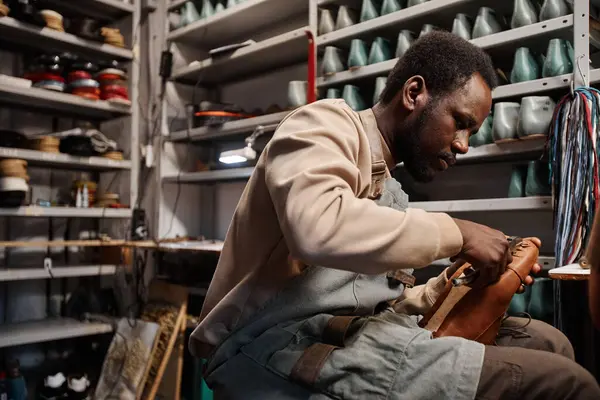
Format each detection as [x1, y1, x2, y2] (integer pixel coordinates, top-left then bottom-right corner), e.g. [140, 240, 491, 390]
[39, 9, 64, 32]
[0, 1, 9, 17]
[0, 159, 29, 207]
[101, 27, 125, 48]
[30, 136, 60, 153]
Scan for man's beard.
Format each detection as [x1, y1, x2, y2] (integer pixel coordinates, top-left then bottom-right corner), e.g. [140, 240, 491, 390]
[395, 104, 437, 183]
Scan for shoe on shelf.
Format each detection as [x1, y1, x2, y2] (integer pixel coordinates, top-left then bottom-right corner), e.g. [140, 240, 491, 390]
[492, 102, 521, 143]
[542, 38, 573, 78]
[372, 77, 387, 106]
[380, 0, 401, 16]
[39, 372, 68, 400]
[511, 0, 539, 29]
[539, 0, 570, 21]
[469, 114, 494, 147]
[343, 85, 367, 111]
[318, 8, 335, 35]
[322, 46, 346, 76]
[525, 160, 551, 197]
[348, 38, 368, 70]
[510, 47, 541, 83]
[472, 7, 503, 39]
[335, 6, 357, 30]
[368, 37, 392, 65]
[395, 30, 415, 58]
[67, 374, 91, 400]
[360, 0, 380, 22]
[452, 13, 473, 41]
[517, 96, 556, 139]
[508, 165, 527, 198]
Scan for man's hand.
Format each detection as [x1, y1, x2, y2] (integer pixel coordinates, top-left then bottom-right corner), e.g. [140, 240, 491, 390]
[452, 218, 512, 285]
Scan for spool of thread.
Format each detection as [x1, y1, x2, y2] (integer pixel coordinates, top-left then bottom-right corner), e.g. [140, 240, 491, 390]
[101, 27, 125, 47]
[32, 80, 65, 92]
[30, 136, 60, 153]
[39, 10, 64, 32]
[0, 3, 9, 17]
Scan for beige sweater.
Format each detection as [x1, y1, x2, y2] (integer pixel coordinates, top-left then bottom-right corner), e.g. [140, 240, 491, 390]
[193, 99, 464, 357]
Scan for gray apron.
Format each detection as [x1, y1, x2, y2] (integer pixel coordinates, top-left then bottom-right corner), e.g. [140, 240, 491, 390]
[202, 110, 484, 400]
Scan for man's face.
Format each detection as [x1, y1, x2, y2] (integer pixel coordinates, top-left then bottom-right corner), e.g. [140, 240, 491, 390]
[396, 73, 492, 183]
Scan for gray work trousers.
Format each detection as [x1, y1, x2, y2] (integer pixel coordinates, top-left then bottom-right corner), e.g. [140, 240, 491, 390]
[211, 316, 600, 400]
[476, 317, 600, 400]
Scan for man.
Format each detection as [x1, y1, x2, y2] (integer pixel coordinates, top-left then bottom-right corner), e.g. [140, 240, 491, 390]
[191, 32, 600, 399]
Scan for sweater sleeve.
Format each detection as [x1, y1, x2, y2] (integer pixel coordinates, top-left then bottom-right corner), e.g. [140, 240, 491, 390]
[264, 101, 463, 274]
[392, 269, 449, 315]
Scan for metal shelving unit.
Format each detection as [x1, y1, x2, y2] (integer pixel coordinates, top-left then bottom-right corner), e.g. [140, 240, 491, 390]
[171, 26, 310, 84]
[317, 15, 574, 88]
[168, 110, 289, 142]
[0, 0, 143, 350]
[0, 318, 113, 348]
[0, 17, 134, 60]
[167, 0, 309, 47]
[163, 167, 254, 183]
[410, 196, 552, 213]
[0, 147, 132, 171]
[0, 84, 131, 120]
[0, 265, 119, 282]
[0, 207, 132, 218]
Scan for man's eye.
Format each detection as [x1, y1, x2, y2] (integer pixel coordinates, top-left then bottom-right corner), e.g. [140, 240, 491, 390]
[455, 117, 467, 130]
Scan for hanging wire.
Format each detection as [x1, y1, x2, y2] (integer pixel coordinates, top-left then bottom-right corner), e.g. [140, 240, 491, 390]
[546, 70, 600, 266]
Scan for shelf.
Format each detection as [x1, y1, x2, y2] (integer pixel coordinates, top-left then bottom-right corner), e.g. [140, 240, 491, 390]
[0, 147, 131, 171]
[409, 196, 552, 213]
[169, 111, 289, 142]
[549, 264, 590, 280]
[168, 0, 189, 11]
[167, 0, 309, 48]
[316, 0, 504, 48]
[40, 0, 135, 20]
[0, 265, 119, 282]
[158, 240, 224, 253]
[0, 17, 134, 61]
[0, 207, 132, 218]
[0, 318, 113, 348]
[493, 68, 600, 100]
[0, 84, 131, 120]
[172, 27, 309, 84]
[457, 138, 546, 164]
[317, 15, 574, 88]
[163, 167, 255, 183]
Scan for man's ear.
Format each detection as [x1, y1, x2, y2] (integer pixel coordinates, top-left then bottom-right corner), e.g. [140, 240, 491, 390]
[401, 75, 427, 111]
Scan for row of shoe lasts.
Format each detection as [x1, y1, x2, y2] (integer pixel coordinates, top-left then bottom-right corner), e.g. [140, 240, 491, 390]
[0, 159, 28, 208]
[510, 39, 573, 84]
[320, 0, 570, 37]
[39, 372, 91, 400]
[175, 0, 248, 28]
[469, 96, 556, 147]
[508, 160, 551, 198]
[288, 78, 386, 111]
[0, 0, 125, 47]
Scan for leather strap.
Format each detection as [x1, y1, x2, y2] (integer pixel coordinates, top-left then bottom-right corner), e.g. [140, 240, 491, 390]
[289, 343, 338, 387]
[358, 109, 388, 200]
[387, 270, 416, 288]
[323, 316, 360, 347]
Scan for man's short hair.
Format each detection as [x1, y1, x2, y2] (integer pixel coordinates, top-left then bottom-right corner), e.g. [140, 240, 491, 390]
[380, 30, 498, 104]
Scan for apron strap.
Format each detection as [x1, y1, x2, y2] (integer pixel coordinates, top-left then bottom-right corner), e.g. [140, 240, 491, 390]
[358, 109, 388, 200]
[323, 316, 362, 347]
[289, 343, 338, 387]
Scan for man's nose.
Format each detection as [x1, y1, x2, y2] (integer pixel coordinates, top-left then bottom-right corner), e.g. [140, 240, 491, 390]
[452, 132, 469, 154]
